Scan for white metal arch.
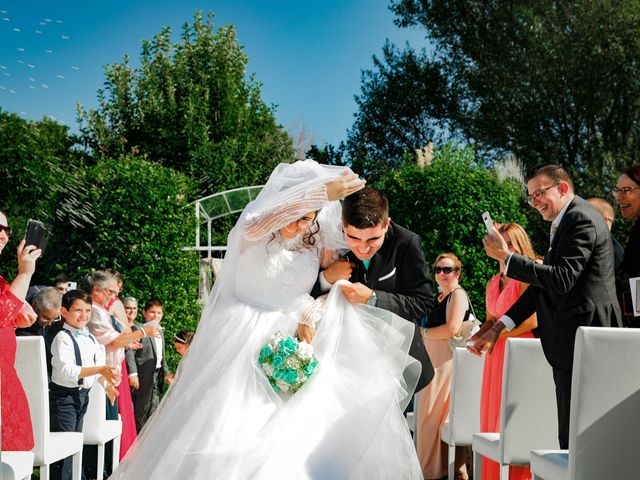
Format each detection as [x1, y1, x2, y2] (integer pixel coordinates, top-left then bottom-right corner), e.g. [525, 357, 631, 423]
[192, 185, 264, 257]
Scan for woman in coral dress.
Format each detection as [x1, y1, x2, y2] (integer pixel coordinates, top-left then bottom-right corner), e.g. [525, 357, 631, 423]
[0, 210, 42, 451]
[480, 223, 539, 480]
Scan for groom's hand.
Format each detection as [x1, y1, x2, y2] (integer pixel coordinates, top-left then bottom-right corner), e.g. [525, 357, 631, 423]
[339, 282, 372, 304]
[323, 258, 354, 284]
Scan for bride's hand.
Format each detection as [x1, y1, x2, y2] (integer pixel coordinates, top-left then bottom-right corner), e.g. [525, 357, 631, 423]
[296, 323, 315, 344]
[325, 172, 366, 201]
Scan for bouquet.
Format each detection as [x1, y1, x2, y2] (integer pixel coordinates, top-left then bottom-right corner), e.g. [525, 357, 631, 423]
[257, 332, 318, 394]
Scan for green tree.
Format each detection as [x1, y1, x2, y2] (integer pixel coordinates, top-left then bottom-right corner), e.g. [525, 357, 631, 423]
[374, 143, 529, 312]
[0, 110, 81, 277]
[34, 156, 200, 370]
[351, 1, 640, 194]
[346, 42, 454, 178]
[77, 11, 294, 193]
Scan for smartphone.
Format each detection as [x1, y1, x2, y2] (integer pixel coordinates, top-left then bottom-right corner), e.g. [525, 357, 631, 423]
[482, 211, 494, 235]
[24, 219, 50, 253]
[67, 281, 78, 291]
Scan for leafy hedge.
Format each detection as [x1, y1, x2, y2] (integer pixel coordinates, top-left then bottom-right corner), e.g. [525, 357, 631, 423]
[37, 156, 200, 370]
[375, 144, 529, 315]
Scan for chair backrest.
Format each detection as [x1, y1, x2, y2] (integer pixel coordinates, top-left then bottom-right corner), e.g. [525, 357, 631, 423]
[569, 327, 640, 480]
[500, 338, 557, 464]
[14, 337, 49, 461]
[82, 381, 107, 443]
[447, 347, 484, 445]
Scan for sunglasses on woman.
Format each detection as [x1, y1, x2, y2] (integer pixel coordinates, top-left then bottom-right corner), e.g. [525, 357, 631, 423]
[434, 266, 457, 274]
[0, 224, 11, 236]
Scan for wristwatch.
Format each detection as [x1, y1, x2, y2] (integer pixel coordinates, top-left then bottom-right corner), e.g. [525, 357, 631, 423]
[367, 290, 377, 306]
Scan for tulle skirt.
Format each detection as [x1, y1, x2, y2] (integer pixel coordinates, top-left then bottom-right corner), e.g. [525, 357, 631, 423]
[111, 284, 422, 479]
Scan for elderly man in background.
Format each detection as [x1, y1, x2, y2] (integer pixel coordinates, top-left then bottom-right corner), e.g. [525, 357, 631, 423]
[15, 286, 63, 337]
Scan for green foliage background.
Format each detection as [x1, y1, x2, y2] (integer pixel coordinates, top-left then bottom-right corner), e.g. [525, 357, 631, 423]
[375, 144, 529, 313]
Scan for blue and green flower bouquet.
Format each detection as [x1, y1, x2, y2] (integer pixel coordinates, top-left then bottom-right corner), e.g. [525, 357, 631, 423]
[257, 332, 318, 394]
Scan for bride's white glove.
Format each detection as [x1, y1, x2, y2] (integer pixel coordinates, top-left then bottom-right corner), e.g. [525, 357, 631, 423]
[296, 295, 328, 343]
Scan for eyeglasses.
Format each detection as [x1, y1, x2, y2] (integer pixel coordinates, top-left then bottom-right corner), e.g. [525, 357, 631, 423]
[0, 224, 11, 236]
[527, 183, 560, 205]
[124, 306, 137, 310]
[40, 313, 62, 324]
[612, 186, 640, 196]
[434, 266, 457, 275]
[104, 287, 119, 296]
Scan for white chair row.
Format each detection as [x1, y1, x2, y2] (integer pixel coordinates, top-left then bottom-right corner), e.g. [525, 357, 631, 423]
[531, 327, 640, 480]
[440, 347, 484, 480]
[1, 451, 35, 480]
[472, 338, 557, 479]
[12, 337, 122, 480]
[440, 329, 640, 480]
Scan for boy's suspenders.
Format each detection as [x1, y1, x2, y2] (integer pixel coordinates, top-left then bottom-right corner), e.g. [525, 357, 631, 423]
[62, 330, 96, 386]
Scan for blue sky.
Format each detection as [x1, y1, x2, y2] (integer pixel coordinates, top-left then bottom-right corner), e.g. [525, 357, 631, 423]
[0, 0, 426, 147]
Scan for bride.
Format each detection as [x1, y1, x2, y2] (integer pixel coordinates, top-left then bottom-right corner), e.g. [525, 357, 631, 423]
[111, 160, 422, 479]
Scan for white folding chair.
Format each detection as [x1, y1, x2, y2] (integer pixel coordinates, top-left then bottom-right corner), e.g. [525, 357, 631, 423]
[82, 381, 122, 480]
[472, 338, 557, 479]
[0, 451, 35, 480]
[531, 327, 640, 480]
[14, 337, 84, 480]
[440, 347, 484, 480]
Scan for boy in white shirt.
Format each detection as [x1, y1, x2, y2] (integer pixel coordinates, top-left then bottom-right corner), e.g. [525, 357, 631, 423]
[49, 289, 120, 480]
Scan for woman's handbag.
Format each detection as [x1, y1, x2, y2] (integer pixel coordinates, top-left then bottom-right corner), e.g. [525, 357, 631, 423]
[447, 289, 481, 351]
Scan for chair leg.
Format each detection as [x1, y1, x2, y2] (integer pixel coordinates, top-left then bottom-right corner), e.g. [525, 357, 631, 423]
[113, 435, 122, 471]
[448, 444, 456, 480]
[72, 450, 83, 480]
[96, 444, 105, 480]
[40, 464, 50, 480]
[499, 463, 509, 480]
[473, 449, 482, 480]
[412, 394, 419, 448]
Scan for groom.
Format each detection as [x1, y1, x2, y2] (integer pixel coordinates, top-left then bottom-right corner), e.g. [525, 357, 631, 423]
[312, 186, 435, 393]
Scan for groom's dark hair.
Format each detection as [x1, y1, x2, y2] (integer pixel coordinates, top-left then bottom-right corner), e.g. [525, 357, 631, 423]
[342, 187, 389, 229]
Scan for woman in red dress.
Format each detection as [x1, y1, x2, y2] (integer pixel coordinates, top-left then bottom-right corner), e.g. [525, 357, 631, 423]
[0, 210, 42, 451]
[480, 223, 539, 480]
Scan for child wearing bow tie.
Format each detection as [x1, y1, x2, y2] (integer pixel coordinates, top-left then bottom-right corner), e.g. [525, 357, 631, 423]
[49, 289, 120, 480]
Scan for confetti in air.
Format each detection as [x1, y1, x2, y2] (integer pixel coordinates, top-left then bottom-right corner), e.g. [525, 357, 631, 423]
[1, 10, 83, 123]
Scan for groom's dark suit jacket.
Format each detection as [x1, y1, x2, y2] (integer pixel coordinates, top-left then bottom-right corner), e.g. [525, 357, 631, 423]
[505, 196, 622, 372]
[313, 222, 435, 392]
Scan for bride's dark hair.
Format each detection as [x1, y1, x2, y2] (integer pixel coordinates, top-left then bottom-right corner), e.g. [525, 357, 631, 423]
[302, 211, 320, 246]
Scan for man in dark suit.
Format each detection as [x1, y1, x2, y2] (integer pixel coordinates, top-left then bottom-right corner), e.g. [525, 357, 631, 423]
[471, 164, 622, 449]
[310, 186, 435, 393]
[16, 286, 62, 337]
[126, 299, 173, 432]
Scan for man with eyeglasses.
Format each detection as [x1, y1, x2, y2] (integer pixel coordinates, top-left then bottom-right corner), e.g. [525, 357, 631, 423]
[16, 286, 63, 338]
[470, 163, 622, 450]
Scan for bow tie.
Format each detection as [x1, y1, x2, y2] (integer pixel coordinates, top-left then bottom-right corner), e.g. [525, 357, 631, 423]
[74, 330, 90, 337]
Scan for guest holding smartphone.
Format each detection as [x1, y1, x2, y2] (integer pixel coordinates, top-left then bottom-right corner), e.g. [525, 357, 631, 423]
[0, 209, 42, 451]
[475, 223, 539, 480]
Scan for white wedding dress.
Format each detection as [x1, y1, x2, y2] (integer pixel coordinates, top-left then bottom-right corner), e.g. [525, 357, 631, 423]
[111, 161, 422, 479]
